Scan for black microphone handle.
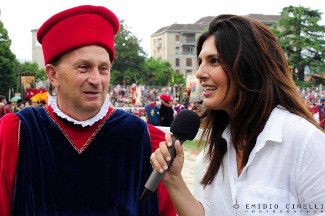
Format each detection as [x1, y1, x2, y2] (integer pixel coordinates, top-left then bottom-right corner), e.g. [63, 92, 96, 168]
[140, 135, 186, 202]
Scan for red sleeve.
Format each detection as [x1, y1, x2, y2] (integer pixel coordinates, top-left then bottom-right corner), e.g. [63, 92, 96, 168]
[6, 107, 12, 114]
[0, 113, 19, 216]
[148, 124, 177, 216]
[0, 105, 5, 117]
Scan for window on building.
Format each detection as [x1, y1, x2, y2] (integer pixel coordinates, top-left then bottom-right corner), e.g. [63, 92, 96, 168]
[176, 70, 180, 74]
[176, 47, 179, 54]
[186, 58, 192, 66]
[176, 35, 180, 42]
[176, 58, 180, 66]
[188, 47, 194, 54]
[186, 70, 192, 74]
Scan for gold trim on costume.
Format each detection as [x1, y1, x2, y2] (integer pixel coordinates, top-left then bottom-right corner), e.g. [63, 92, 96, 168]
[44, 107, 115, 154]
[17, 120, 21, 150]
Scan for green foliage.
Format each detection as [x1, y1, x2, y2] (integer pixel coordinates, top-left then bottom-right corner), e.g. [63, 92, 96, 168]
[144, 58, 184, 86]
[110, 20, 147, 85]
[170, 72, 185, 86]
[0, 19, 18, 97]
[17, 61, 47, 82]
[110, 20, 185, 87]
[271, 6, 325, 81]
[295, 81, 315, 87]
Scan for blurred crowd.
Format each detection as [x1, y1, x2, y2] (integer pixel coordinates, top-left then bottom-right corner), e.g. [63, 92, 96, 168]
[1, 85, 324, 128]
[298, 86, 325, 128]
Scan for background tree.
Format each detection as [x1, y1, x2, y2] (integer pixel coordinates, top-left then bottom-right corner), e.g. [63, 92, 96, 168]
[17, 61, 47, 82]
[111, 20, 146, 85]
[0, 19, 18, 98]
[144, 58, 184, 86]
[272, 6, 325, 81]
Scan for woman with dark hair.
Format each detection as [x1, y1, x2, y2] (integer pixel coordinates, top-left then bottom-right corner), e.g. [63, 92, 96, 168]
[150, 15, 325, 215]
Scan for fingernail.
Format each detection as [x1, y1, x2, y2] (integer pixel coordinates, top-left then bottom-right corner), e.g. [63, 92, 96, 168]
[163, 165, 168, 170]
[166, 156, 171, 161]
[168, 142, 172, 147]
[159, 169, 164, 173]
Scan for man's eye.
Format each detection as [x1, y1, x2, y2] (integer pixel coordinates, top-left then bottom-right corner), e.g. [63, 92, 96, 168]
[99, 66, 110, 74]
[78, 65, 87, 70]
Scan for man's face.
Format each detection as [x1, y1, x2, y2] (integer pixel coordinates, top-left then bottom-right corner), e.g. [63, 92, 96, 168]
[50, 45, 111, 119]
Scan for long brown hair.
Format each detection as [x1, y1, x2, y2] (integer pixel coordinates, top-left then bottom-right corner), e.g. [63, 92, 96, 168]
[197, 15, 321, 187]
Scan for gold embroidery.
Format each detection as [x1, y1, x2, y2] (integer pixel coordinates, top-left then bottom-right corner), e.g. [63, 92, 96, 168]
[44, 107, 115, 154]
[17, 120, 21, 150]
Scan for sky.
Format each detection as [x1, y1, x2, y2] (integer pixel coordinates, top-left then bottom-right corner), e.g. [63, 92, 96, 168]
[1, 0, 324, 61]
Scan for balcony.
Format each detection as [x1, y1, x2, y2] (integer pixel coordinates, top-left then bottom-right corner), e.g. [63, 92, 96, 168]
[182, 51, 195, 55]
[181, 35, 196, 45]
[155, 40, 162, 47]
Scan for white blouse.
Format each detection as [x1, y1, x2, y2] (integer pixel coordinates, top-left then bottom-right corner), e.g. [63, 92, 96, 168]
[198, 106, 325, 216]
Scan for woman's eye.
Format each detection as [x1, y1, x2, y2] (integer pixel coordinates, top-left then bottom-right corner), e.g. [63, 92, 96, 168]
[211, 58, 220, 64]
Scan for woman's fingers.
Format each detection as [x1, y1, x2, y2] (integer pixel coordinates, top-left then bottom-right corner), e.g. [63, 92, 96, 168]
[155, 148, 168, 172]
[175, 140, 184, 158]
[159, 140, 171, 162]
[150, 133, 184, 175]
[150, 152, 164, 173]
[165, 133, 173, 148]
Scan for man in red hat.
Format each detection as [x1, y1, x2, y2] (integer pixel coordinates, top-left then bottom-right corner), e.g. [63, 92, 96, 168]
[159, 94, 174, 126]
[0, 5, 176, 216]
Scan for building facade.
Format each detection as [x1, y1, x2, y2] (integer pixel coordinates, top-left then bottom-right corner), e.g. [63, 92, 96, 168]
[151, 14, 282, 77]
[31, 29, 45, 69]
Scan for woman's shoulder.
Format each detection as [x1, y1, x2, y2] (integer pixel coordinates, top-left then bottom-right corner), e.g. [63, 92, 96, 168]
[281, 108, 324, 144]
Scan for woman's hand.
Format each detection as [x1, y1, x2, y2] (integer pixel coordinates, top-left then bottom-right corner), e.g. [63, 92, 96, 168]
[150, 133, 185, 183]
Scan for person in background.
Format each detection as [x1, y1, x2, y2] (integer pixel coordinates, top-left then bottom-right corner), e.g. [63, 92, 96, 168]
[0, 5, 170, 215]
[159, 94, 174, 127]
[316, 99, 325, 129]
[172, 98, 185, 117]
[0, 95, 12, 118]
[145, 99, 159, 126]
[150, 15, 325, 215]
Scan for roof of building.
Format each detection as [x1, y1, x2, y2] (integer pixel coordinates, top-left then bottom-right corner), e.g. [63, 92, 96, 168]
[153, 23, 208, 35]
[245, 14, 282, 23]
[153, 14, 282, 35]
[194, 16, 215, 25]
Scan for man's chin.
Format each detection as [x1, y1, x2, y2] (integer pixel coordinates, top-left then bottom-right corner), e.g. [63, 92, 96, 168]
[83, 102, 104, 112]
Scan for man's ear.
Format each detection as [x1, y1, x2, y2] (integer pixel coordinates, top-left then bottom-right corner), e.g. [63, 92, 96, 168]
[46, 64, 59, 88]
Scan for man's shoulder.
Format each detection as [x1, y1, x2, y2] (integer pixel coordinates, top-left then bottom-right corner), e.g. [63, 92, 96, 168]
[16, 107, 43, 117]
[112, 109, 147, 126]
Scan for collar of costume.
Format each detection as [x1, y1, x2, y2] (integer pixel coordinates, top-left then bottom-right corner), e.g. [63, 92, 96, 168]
[48, 94, 110, 127]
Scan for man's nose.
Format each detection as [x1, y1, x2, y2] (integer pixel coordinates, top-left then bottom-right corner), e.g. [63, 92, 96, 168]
[88, 70, 101, 86]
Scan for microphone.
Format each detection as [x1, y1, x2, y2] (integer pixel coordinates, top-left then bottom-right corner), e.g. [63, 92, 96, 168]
[140, 109, 200, 202]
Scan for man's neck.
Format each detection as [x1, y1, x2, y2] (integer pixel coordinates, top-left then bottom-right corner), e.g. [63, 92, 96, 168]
[49, 94, 110, 127]
[57, 105, 100, 121]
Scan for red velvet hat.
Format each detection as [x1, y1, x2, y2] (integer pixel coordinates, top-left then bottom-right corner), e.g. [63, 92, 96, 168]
[160, 94, 171, 102]
[37, 5, 120, 65]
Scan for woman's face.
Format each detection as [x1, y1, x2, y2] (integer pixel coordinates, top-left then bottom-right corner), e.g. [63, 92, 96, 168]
[196, 36, 237, 115]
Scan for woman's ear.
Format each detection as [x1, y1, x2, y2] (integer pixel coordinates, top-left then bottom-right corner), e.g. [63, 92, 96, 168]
[45, 64, 59, 88]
